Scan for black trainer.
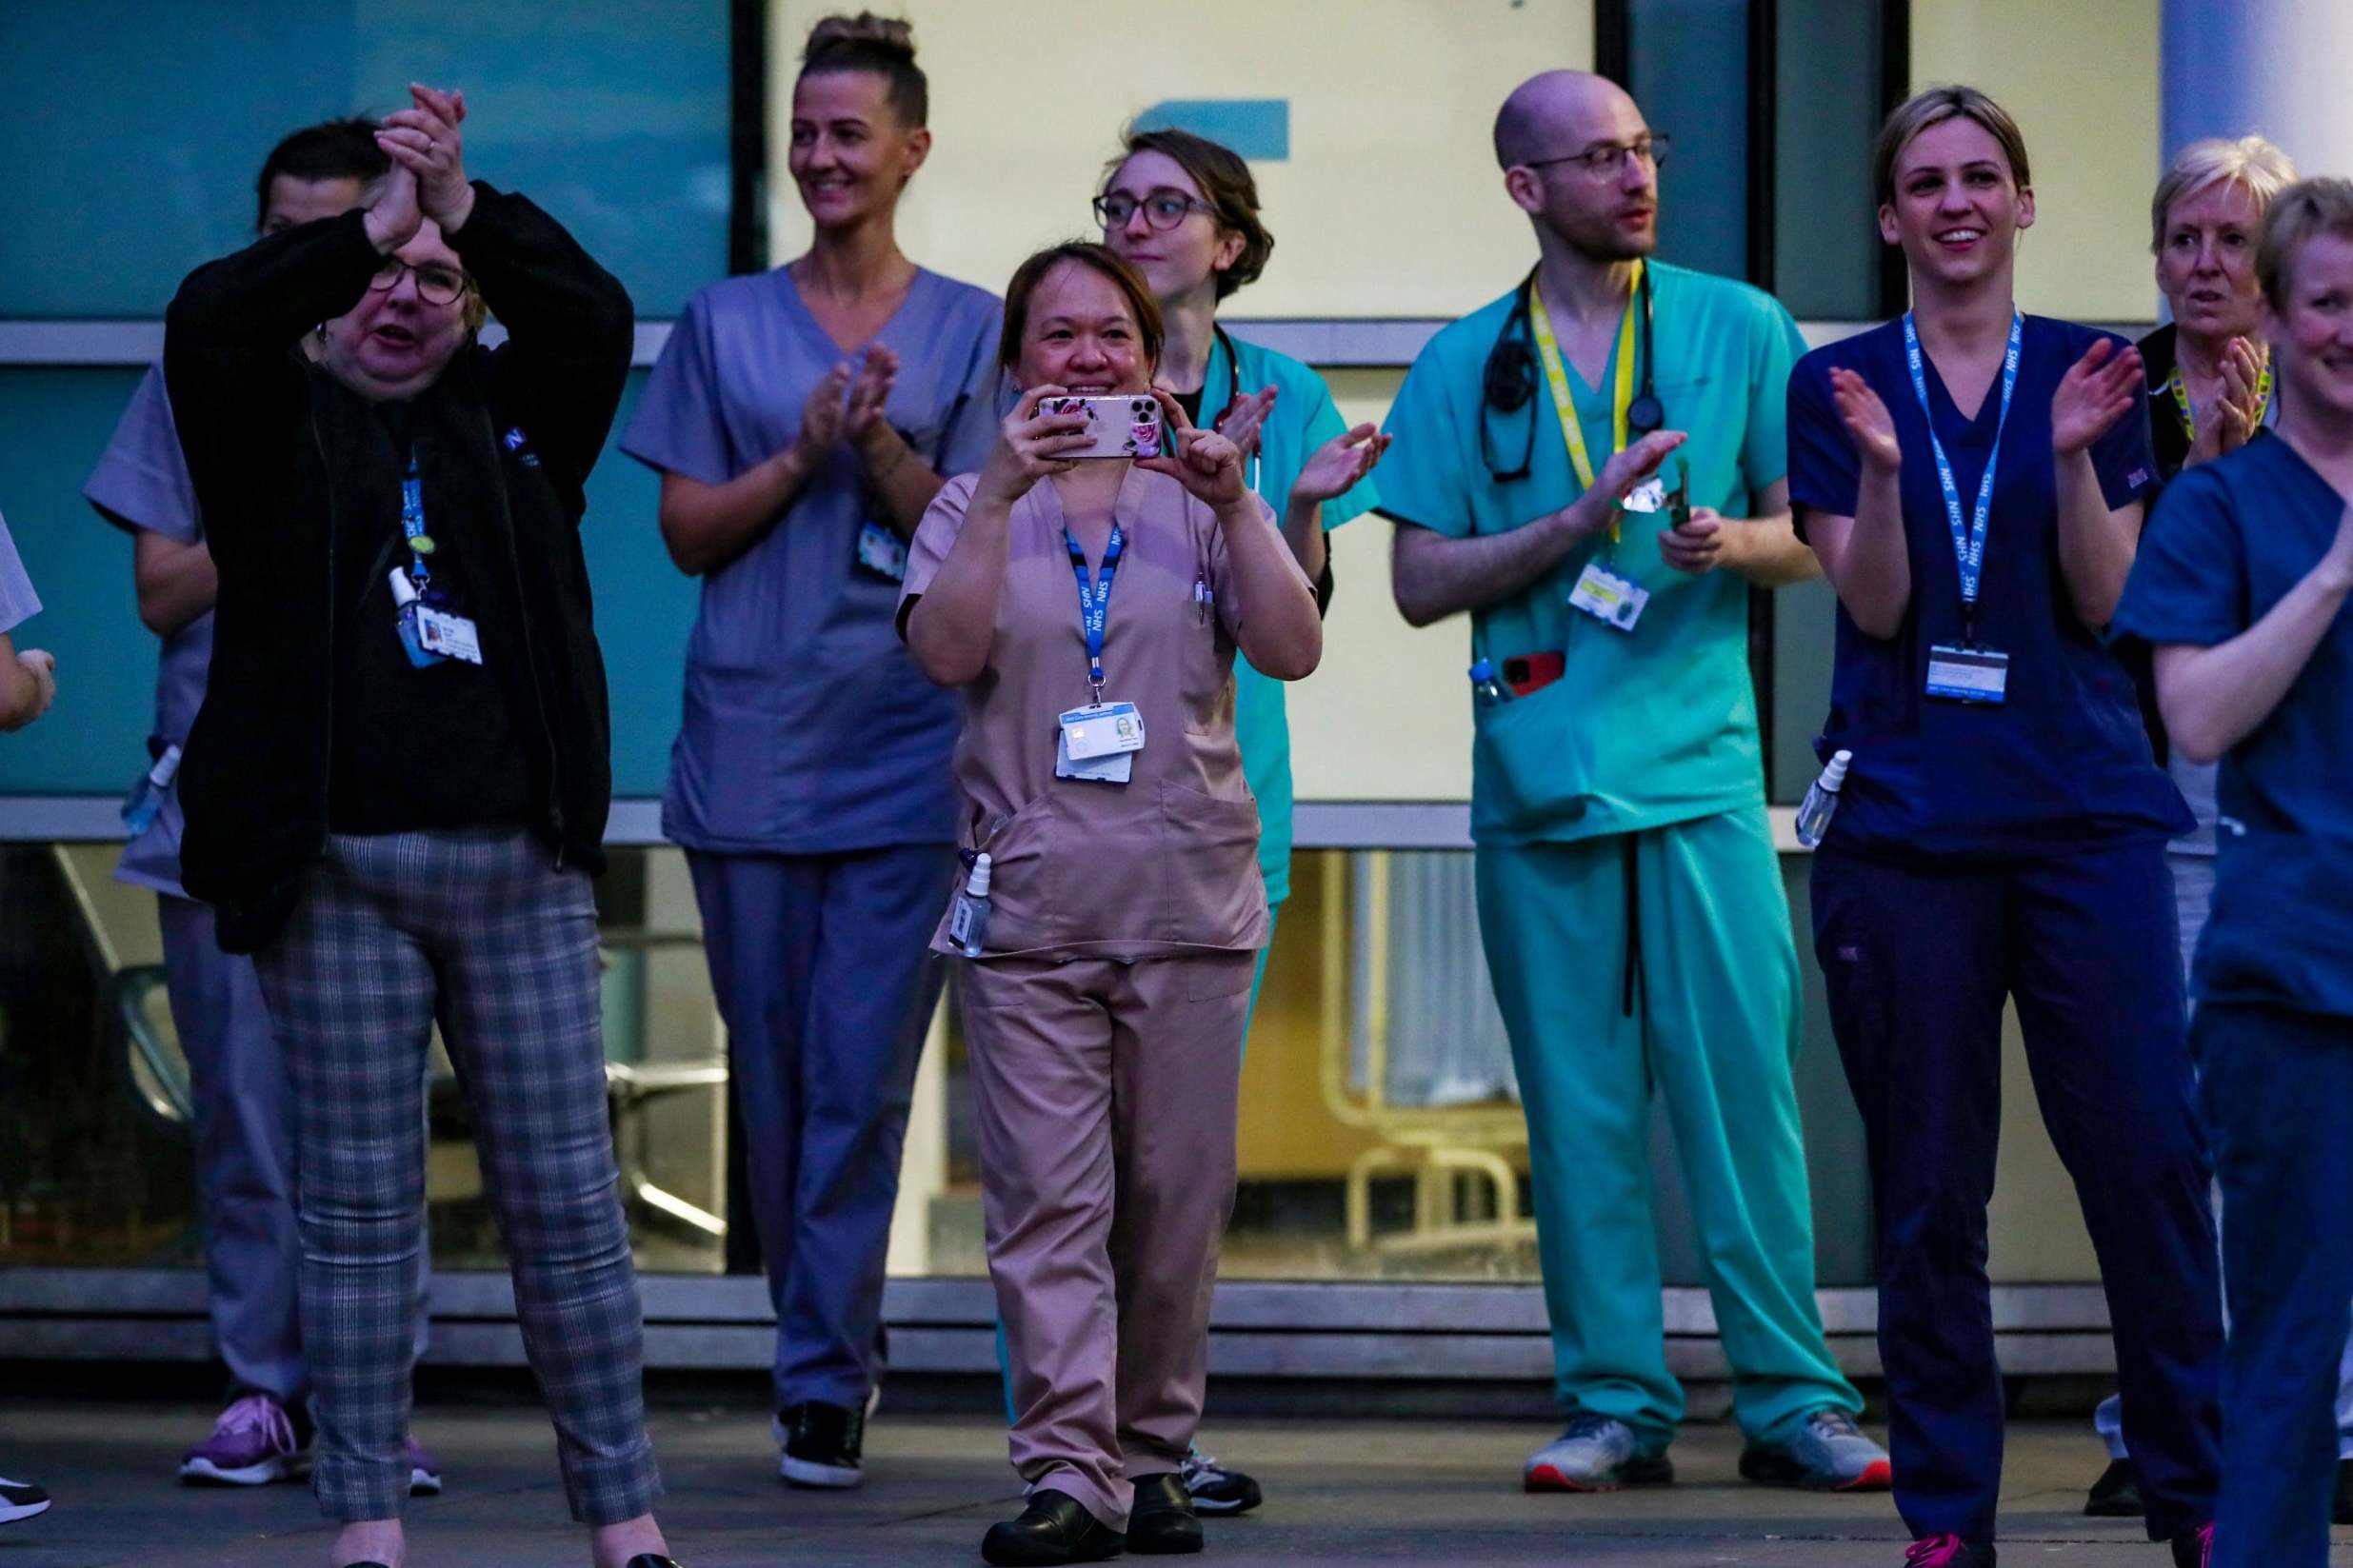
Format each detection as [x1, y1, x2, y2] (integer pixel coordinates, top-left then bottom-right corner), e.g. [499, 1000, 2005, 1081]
[1180, 1444, 1262, 1515]
[773, 1399, 864, 1489]
[981, 1488, 1127, 1566]
[2083, 1458, 2144, 1518]
[1127, 1472, 1202, 1556]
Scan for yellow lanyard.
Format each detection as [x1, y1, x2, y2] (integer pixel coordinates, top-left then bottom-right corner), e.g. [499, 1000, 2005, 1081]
[1529, 261, 1643, 544]
[2167, 356, 2272, 440]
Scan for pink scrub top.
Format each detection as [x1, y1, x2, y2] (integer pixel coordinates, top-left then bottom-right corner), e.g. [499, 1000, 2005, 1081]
[902, 467, 1306, 962]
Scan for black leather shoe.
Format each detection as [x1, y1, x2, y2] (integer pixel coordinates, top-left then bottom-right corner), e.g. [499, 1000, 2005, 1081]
[2084, 1458, 2144, 1518]
[625, 1558, 686, 1568]
[1127, 1472, 1201, 1556]
[2336, 1457, 2353, 1526]
[981, 1488, 1127, 1565]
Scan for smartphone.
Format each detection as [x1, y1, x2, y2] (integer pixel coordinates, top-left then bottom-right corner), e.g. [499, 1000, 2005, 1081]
[1038, 394, 1164, 459]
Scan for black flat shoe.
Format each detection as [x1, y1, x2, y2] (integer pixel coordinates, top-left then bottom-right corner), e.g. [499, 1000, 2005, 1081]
[1127, 1472, 1202, 1556]
[2083, 1458, 2144, 1518]
[625, 1558, 685, 1568]
[982, 1487, 1127, 1565]
[2336, 1457, 2353, 1526]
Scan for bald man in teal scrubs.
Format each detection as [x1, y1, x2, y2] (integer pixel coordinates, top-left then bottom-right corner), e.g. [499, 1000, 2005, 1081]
[1380, 70, 1886, 1496]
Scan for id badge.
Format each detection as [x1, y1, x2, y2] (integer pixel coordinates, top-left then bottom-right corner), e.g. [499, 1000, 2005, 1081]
[1925, 644, 2008, 704]
[855, 520, 908, 582]
[1060, 701, 1146, 761]
[1055, 701, 1141, 784]
[417, 607, 485, 665]
[1568, 562, 1649, 632]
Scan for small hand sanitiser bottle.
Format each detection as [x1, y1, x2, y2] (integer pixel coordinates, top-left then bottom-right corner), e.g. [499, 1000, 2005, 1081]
[950, 852, 992, 958]
[1795, 749, 1852, 848]
[1470, 659, 1513, 707]
[120, 744, 184, 834]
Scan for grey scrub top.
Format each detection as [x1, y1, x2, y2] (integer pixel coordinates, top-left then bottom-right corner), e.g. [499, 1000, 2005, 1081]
[84, 364, 208, 898]
[0, 508, 41, 634]
[624, 267, 1003, 854]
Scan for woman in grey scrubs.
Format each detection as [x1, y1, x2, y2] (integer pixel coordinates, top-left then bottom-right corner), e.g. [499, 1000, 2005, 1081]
[622, 11, 1001, 1489]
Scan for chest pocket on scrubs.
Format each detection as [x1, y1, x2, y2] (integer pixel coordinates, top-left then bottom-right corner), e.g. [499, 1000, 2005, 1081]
[1182, 553, 1233, 736]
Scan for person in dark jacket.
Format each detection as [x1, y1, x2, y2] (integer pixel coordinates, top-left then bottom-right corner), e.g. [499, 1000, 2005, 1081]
[163, 84, 680, 1568]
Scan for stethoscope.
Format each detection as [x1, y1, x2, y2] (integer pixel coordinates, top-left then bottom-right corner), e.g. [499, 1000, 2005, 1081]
[1479, 265, 1663, 482]
[1199, 322, 1263, 497]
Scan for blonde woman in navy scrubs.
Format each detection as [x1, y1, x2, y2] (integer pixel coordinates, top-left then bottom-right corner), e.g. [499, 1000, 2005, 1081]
[1786, 86, 2220, 1568]
[623, 13, 1000, 1487]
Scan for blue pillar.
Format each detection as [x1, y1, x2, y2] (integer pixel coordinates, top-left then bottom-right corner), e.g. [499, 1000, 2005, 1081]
[2163, 0, 2353, 168]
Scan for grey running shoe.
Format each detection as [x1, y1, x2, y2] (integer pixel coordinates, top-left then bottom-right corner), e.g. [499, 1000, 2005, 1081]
[1740, 1407, 1893, 1492]
[1522, 1413, 1673, 1492]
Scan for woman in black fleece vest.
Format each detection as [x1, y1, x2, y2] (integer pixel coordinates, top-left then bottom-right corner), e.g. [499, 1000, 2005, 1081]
[163, 84, 682, 1568]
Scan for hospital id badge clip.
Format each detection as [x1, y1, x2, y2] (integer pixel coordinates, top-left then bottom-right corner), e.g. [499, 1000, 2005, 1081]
[1569, 561, 1648, 632]
[1055, 701, 1142, 784]
[416, 606, 485, 665]
[854, 520, 908, 582]
[1925, 644, 2009, 704]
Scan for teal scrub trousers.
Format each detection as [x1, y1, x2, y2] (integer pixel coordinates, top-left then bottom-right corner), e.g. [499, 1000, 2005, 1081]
[1475, 804, 1858, 1445]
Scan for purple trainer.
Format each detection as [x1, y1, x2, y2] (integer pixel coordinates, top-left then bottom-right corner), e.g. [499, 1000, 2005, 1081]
[179, 1394, 309, 1486]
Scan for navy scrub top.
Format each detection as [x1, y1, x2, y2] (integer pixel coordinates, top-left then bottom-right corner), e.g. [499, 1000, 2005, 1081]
[1787, 314, 2188, 863]
[2112, 434, 2353, 1019]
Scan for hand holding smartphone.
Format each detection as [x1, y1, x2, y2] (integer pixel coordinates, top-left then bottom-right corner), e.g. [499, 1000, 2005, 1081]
[1035, 394, 1165, 459]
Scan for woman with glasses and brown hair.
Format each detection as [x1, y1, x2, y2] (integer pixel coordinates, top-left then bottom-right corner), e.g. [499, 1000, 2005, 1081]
[1787, 84, 2222, 1567]
[163, 85, 682, 1568]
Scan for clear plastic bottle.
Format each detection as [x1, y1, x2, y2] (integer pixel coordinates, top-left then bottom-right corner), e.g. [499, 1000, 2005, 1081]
[1795, 749, 1852, 848]
[949, 852, 993, 958]
[1470, 658, 1513, 706]
[120, 744, 184, 835]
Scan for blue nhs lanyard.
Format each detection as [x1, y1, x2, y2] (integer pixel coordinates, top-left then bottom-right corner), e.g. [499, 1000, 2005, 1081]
[399, 456, 438, 598]
[1065, 523, 1125, 704]
[1902, 308, 2021, 645]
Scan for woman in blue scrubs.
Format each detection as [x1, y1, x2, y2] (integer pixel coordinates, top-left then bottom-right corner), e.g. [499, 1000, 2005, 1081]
[1087, 127, 1385, 1517]
[623, 13, 1001, 1488]
[1785, 86, 2221, 1568]
[2116, 176, 2353, 1568]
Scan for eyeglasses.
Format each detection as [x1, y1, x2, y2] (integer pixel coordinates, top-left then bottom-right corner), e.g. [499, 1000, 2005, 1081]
[1522, 134, 1670, 184]
[368, 258, 469, 306]
[1093, 189, 1219, 232]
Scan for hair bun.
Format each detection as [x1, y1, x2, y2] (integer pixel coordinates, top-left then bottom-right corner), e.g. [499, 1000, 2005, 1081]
[805, 11, 915, 63]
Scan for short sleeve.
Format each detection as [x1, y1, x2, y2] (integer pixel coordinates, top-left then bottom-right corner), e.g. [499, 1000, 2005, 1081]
[1785, 352, 1862, 540]
[1375, 341, 1473, 537]
[1293, 368, 1381, 529]
[2089, 334, 2161, 509]
[1740, 298, 1808, 497]
[1210, 494, 1291, 644]
[936, 312, 1007, 481]
[901, 471, 975, 612]
[0, 512, 42, 636]
[84, 364, 203, 545]
[2111, 465, 2249, 652]
[621, 291, 735, 486]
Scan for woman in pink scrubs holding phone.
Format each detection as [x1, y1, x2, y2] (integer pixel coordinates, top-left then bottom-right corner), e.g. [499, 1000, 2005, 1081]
[901, 242, 1321, 1567]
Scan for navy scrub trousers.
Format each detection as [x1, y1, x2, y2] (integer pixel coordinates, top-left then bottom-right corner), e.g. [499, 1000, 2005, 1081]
[688, 844, 947, 1412]
[2198, 1002, 2353, 1568]
[1811, 838, 2222, 1545]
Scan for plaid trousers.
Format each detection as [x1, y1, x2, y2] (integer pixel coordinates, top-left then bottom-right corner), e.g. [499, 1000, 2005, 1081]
[252, 829, 661, 1524]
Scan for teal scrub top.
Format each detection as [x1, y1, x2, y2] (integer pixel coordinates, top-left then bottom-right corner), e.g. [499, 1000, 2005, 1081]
[1377, 263, 1805, 845]
[1213, 330, 1380, 903]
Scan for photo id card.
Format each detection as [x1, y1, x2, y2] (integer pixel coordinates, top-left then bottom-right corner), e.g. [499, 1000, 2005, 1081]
[1568, 562, 1649, 632]
[855, 520, 908, 582]
[1925, 644, 2009, 704]
[416, 607, 484, 665]
[1055, 701, 1143, 784]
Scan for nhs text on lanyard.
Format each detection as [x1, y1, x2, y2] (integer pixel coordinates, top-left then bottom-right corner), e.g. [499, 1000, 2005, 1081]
[1055, 525, 1147, 784]
[389, 457, 485, 667]
[1904, 309, 2020, 705]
